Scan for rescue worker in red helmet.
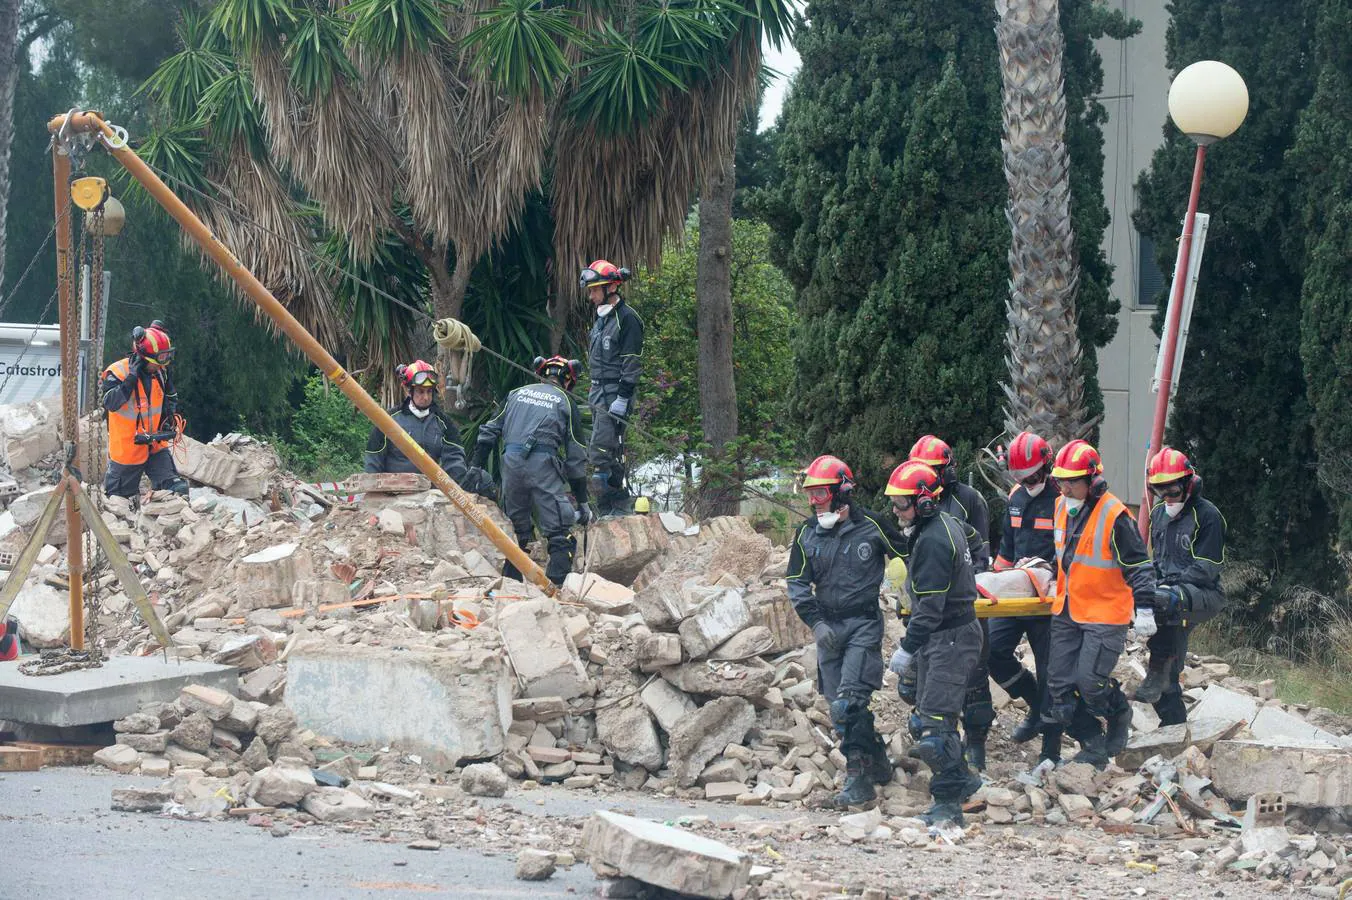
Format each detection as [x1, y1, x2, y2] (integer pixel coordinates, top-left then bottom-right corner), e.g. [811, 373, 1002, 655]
[988, 431, 1062, 764]
[0, 616, 19, 661]
[1043, 440, 1155, 768]
[364, 360, 493, 497]
[100, 320, 188, 500]
[1134, 447, 1227, 725]
[908, 435, 995, 770]
[885, 460, 983, 826]
[472, 356, 590, 585]
[787, 454, 905, 808]
[581, 260, 642, 516]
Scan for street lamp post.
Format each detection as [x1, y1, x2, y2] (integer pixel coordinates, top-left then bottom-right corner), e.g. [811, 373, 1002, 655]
[1138, 60, 1249, 539]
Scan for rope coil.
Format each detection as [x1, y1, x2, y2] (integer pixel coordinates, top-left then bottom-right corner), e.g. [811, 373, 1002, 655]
[431, 318, 481, 410]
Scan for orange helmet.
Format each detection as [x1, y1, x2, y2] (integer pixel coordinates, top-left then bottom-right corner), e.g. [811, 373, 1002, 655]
[133, 322, 174, 367]
[1051, 439, 1104, 480]
[1147, 447, 1197, 501]
[534, 355, 582, 390]
[1007, 431, 1052, 482]
[397, 359, 439, 389]
[580, 259, 630, 292]
[885, 460, 942, 517]
[802, 454, 853, 489]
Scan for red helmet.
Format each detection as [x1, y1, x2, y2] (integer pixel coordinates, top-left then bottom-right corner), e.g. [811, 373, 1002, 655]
[802, 455, 853, 489]
[534, 355, 582, 391]
[580, 259, 630, 292]
[397, 359, 439, 389]
[1147, 447, 1197, 501]
[885, 460, 942, 517]
[1051, 439, 1104, 480]
[133, 322, 174, 366]
[1007, 431, 1052, 481]
[908, 435, 952, 468]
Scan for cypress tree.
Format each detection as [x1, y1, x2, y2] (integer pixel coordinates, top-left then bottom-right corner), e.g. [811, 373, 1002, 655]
[1134, 1, 1333, 583]
[1291, 0, 1352, 551]
[758, 0, 1126, 492]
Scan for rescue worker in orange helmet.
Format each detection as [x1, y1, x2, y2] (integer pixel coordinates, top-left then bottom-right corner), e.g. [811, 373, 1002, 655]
[787, 455, 905, 808]
[1134, 447, 1227, 725]
[581, 260, 642, 516]
[885, 460, 983, 826]
[100, 320, 188, 500]
[989, 431, 1062, 764]
[908, 435, 994, 770]
[363, 360, 494, 497]
[1043, 440, 1156, 769]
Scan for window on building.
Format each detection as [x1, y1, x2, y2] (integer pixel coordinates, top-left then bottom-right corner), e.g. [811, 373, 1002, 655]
[1137, 232, 1166, 308]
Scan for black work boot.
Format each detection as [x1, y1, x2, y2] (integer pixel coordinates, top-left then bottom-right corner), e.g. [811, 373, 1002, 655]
[963, 731, 988, 772]
[918, 800, 965, 828]
[1133, 658, 1175, 704]
[1103, 691, 1133, 757]
[865, 739, 894, 786]
[1039, 728, 1063, 764]
[1154, 691, 1188, 727]
[1072, 733, 1111, 770]
[832, 755, 876, 809]
[1005, 671, 1042, 743]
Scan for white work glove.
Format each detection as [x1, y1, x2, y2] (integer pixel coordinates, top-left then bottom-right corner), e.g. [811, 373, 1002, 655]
[1133, 607, 1158, 638]
[608, 397, 629, 419]
[888, 646, 915, 676]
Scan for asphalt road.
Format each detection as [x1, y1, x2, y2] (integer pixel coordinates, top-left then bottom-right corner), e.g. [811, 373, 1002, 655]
[0, 769, 599, 899]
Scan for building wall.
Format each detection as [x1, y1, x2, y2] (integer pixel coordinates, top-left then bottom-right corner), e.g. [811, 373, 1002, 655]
[1094, 0, 1171, 506]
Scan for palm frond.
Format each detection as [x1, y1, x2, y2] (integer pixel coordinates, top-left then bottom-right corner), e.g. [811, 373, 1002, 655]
[200, 66, 269, 159]
[569, 21, 689, 133]
[139, 10, 233, 121]
[130, 121, 212, 204]
[463, 0, 580, 99]
[210, 0, 297, 52]
[287, 6, 358, 99]
[344, 0, 453, 60]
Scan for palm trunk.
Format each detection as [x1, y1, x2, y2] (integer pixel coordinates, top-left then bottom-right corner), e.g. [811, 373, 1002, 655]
[996, 0, 1090, 446]
[0, 0, 24, 295]
[694, 150, 740, 518]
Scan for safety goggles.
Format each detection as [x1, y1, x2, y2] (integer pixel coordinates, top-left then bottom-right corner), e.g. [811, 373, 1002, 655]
[143, 347, 175, 366]
[891, 496, 916, 513]
[408, 370, 438, 387]
[579, 268, 606, 290]
[1150, 480, 1187, 500]
[1057, 476, 1090, 494]
[1017, 472, 1046, 488]
[805, 486, 834, 505]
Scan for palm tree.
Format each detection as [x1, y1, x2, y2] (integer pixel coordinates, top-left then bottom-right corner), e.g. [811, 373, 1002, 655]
[137, 0, 793, 395]
[995, 0, 1092, 446]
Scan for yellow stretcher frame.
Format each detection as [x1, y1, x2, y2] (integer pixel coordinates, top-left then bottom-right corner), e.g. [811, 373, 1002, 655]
[975, 597, 1053, 618]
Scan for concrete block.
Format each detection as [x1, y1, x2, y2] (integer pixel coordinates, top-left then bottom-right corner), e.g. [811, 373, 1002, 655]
[1190, 684, 1257, 725]
[706, 532, 772, 585]
[497, 600, 590, 700]
[344, 472, 430, 494]
[640, 679, 697, 734]
[745, 591, 813, 654]
[660, 659, 775, 700]
[293, 579, 349, 610]
[563, 572, 636, 615]
[636, 633, 682, 672]
[596, 701, 663, 772]
[93, 744, 141, 774]
[632, 578, 688, 630]
[1117, 723, 1189, 770]
[678, 589, 751, 660]
[668, 697, 756, 788]
[582, 810, 751, 899]
[1187, 716, 1246, 754]
[702, 781, 747, 801]
[179, 684, 236, 721]
[710, 626, 774, 661]
[583, 516, 670, 586]
[249, 757, 317, 807]
[176, 435, 242, 490]
[1211, 739, 1352, 807]
[9, 581, 69, 648]
[1249, 707, 1344, 745]
[302, 786, 375, 822]
[237, 543, 313, 610]
[287, 645, 511, 769]
[0, 656, 238, 727]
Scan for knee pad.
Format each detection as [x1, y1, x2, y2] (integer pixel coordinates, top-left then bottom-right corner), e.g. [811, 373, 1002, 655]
[1082, 678, 1125, 719]
[963, 700, 996, 732]
[908, 712, 923, 742]
[1041, 693, 1076, 728]
[912, 727, 963, 774]
[829, 698, 851, 730]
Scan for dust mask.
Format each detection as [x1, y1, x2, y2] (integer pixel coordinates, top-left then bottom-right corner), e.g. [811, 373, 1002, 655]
[596, 304, 614, 318]
[410, 405, 430, 419]
[1025, 481, 1046, 498]
[1165, 502, 1185, 518]
[1063, 497, 1084, 516]
[816, 511, 841, 530]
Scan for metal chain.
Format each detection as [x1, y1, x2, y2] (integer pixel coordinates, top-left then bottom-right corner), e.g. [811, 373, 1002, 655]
[88, 207, 106, 415]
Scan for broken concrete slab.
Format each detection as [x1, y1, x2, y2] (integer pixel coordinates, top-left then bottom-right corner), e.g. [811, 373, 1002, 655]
[706, 532, 772, 585]
[237, 543, 313, 610]
[286, 645, 511, 769]
[1118, 723, 1190, 770]
[582, 810, 751, 899]
[595, 701, 663, 772]
[497, 600, 591, 700]
[677, 590, 752, 660]
[667, 697, 756, 788]
[1190, 684, 1257, 725]
[1187, 716, 1246, 754]
[659, 659, 775, 700]
[8, 582, 69, 647]
[640, 679, 696, 734]
[250, 757, 317, 807]
[461, 763, 510, 797]
[302, 786, 375, 822]
[93, 744, 140, 774]
[0, 657, 238, 728]
[111, 788, 172, 813]
[179, 684, 236, 721]
[632, 578, 689, 631]
[1211, 739, 1352, 807]
[583, 517, 670, 586]
[562, 572, 636, 615]
[636, 633, 682, 672]
[745, 592, 813, 654]
[710, 626, 774, 661]
[1249, 707, 1344, 746]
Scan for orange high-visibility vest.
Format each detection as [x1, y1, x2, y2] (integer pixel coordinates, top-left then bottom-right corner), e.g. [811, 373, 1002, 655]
[1052, 492, 1134, 625]
[103, 358, 167, 465]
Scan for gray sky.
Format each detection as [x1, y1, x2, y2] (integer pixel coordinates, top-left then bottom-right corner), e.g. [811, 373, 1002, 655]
[757, 27, 803, 130]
